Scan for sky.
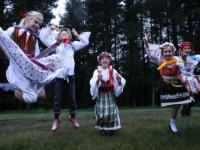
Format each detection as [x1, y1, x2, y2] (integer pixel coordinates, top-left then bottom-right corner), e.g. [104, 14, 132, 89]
[51, 0, 67, 24]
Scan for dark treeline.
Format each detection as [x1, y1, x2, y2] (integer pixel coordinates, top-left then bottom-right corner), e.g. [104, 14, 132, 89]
[0, 0, 200, 110]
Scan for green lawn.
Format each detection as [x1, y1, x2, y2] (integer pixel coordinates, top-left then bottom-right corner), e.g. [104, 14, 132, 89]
[0, 107, 200, 150]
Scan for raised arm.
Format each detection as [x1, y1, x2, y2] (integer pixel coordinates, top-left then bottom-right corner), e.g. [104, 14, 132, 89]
[143, 33, 161, 65]
[39, 26, 58, 47]
[71, 28, 91, 51]
[143, 33, 150, 50]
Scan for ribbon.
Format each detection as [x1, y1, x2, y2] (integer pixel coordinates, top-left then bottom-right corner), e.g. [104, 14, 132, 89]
[157, 58, 177, 70]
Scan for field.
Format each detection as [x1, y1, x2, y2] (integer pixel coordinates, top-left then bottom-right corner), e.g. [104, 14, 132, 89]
[0, 107, 200, 150]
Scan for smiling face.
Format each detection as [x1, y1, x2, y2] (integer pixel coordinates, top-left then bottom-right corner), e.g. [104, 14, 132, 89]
[181, 46, 192, 57]
[162, 46, 174, 59]
[25, 17, 43, 32]
[59, 30, 71, 40]
[100, 56, 111, 69]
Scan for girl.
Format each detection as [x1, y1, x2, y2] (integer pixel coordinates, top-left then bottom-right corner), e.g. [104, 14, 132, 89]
[40, 27, 91, 131]
[0, 11, 65, 103]
[178, 42, 200, 116]
[90, 52, 126, 135]
[143, 34, 193, 134]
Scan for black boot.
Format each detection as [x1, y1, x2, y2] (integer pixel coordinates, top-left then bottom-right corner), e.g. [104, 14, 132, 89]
[99, 130, 106, 135]
[180, 104, 188, 117]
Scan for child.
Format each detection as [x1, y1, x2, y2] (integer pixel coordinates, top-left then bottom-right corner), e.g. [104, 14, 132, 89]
[143, 34, 193, 134]
[90, 52, 126, 135]
[40, 27, 91, 131]
[178, 42, 200, 116]
[0, 11, 65, 103]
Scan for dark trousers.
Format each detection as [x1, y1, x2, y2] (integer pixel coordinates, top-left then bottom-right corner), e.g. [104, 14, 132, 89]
[53, 76, 77, 119]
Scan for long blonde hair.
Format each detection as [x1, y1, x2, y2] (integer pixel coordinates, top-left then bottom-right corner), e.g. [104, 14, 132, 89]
[19, 11, 43, 26]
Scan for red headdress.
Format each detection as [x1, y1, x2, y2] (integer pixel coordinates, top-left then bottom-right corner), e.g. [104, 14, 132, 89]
[179, 41, 193, 52]
[19, 10, 27, 18]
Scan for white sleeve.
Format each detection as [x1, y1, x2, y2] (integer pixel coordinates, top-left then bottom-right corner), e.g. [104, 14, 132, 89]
[113, 69, 126, 97]
[39, 26, 57, 47]
[89, 69, 100, 99]
[35, 41, 40, 56]
[5, 27, 14, 37]
[146, 43, 161, 65]
[194, 55, 200, 61]
[71, 32, 91, 52]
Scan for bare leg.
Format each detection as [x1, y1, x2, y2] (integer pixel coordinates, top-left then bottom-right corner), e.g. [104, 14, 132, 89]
[14, 88, 46, 101]
[169, 105, 180, 134]
[37, 88, 46, 100]
[14, 90, 24, 101]
[171, 105, 180, 119]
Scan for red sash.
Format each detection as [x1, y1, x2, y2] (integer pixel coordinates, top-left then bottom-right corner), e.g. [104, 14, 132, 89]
[98, 65, 114, 92]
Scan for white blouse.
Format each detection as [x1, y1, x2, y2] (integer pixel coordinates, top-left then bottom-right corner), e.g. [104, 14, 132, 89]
[90, 66, 126, 99]
[39, 26, 91, 77]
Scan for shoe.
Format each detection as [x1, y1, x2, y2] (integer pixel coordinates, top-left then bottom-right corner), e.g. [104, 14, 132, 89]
[181, 104, 191, 117]
[106, 130, 115, 135]
[0, 83, 15, 95]
[51, 119, 61, 132]
[68, 115, 80, 129]
[99, 130, 106, 135]
[185, 107, 191, 116]
[180, 105, 187, 117]
[169, 119, 178, 135]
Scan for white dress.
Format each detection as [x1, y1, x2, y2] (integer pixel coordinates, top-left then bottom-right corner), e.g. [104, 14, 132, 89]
[0, 27, 65, 103]
[90, 66, 126, 99]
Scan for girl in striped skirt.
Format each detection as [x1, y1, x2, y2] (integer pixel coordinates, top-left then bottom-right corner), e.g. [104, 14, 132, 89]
[143, 33, 193, 135]
[90, 52, 126, 135]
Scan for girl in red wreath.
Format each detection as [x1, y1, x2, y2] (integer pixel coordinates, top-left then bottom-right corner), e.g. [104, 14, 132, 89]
[178, 42, 200, 116]
[90, 52, 126, 135]
[143, 34, 193, 134]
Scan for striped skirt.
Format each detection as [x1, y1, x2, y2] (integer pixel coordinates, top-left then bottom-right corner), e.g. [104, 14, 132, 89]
[95, 91, 121, 130]
[160, 80, 193, 107]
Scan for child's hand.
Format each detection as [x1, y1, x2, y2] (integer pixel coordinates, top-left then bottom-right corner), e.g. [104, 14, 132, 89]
[97, 70, 102, 84]
[71, 28, 79, 38]
[98, 73, 102, 81]
[143, 33, 149, 44]
[116, 74, 121, 85]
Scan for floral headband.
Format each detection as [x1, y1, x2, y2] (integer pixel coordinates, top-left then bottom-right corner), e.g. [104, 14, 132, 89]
[97, 52, 112, 62]
[159, 42, 176, 52]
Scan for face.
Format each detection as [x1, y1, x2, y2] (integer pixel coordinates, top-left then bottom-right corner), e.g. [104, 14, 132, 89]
[59, 31, 71, 40]
[181, 46, 192, 57]
[100, 56, 110, 69]
[162, 46, 174, 59]
[25, 17, 43, 32]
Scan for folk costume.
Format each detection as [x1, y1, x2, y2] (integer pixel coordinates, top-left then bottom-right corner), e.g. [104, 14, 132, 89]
[0, 26, 65, 103]
[90, 52, 126, 132]
[146, 43, 193, 107]
[178, 42, 200, 116]
[40, 26, 91, 130]
[178, 42, 200, 95]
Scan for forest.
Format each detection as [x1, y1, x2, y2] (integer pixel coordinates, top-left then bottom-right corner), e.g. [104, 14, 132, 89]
[0, 0, 200, 109]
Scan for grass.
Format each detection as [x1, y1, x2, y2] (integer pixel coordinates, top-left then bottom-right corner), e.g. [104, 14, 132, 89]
[0, 107, 200, 150]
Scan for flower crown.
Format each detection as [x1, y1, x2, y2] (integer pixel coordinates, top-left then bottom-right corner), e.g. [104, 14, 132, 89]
[159, 42, 176, 52]
[97, 52, 112, 62]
